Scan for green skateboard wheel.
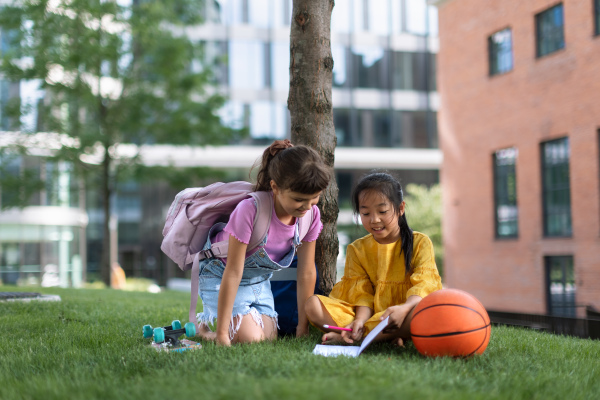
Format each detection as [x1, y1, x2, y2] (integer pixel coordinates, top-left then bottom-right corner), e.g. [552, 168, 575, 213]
[184, 322, 196, 337]
[143, 324, 153, 339]
[172, 320, 182, 330]
[153, 327, 165, 343]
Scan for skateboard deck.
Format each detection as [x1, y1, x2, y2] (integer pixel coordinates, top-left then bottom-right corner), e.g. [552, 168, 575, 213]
[150, 338, 202, 353]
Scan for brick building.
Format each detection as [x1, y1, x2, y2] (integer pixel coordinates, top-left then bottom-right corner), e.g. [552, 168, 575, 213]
[433, 0, 600, 316]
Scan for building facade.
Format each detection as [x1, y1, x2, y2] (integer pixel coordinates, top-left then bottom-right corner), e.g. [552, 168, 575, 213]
[0, 134, 88, 287]
[435, 0, 600, 316]
[99, 0, 444, 283]
[1, 0, 442, 285]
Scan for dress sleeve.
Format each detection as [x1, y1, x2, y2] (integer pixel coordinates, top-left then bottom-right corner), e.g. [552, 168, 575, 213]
[222, 198, 257, 244]
[406, 234, 443, 298]
[301, 205, 323, 243]
[328, 243, 375, 309]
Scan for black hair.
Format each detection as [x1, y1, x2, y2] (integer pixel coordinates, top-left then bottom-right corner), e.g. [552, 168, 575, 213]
[351, 172, 414, 275]
[254, 142, 331, 194]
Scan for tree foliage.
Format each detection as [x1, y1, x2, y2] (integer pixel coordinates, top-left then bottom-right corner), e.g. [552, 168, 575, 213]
[405, 183, 443, 276]
[0, 0, 242, 284]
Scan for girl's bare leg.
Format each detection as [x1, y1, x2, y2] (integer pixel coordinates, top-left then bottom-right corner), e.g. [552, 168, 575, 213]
[232, 312, 278, 344]
[305, 295, 350, 344]
[261, 315, 278, 341]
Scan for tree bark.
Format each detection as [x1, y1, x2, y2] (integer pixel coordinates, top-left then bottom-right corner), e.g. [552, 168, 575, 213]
[289, 0, 338, 295]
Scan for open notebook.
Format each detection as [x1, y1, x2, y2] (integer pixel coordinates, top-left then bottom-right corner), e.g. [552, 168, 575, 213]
[312, 317, 389, 357]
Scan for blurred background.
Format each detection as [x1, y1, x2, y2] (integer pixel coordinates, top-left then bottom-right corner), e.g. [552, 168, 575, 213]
[1, 0, 599, 327]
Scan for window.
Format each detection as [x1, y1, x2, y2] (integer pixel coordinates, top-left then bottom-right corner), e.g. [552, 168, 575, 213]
[392, 110, 437, 149]
[545, 256, 575, 316]
[391, 51, 436, 91]
[351, 46, 388, 89]
[331, 0, 351, 33]
[228, 40, 265, 89]
[249, 102, 287, 140]
[489, 28, 513, 76]
[536, 3, 565, 57]
[405, 0, 428, 35]
[332, 45, 349, 88]
[334, 108, 351, 146]
[271, 42, 290, 90]
[595, 0, 600, 36]
[541, 137, 572, 237]
[494, 148, 518, 238]
[367, 0, 390, 35]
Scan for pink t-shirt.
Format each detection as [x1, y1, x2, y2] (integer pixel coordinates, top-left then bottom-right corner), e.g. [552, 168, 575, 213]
[212, 197, 323, 264]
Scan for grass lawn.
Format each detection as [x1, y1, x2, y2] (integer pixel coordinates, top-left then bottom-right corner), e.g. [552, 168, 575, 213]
[1, 286, 599, 400]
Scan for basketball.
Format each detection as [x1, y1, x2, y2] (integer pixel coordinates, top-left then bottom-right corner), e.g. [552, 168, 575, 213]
[410, 289, 491, 357]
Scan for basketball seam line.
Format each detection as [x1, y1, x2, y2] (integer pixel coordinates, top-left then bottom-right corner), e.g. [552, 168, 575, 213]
[413, 303, 488, 320]
[411, 323, 491, 338]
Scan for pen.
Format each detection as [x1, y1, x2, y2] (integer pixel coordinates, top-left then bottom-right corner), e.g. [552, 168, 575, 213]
[323, 324, 352, 332]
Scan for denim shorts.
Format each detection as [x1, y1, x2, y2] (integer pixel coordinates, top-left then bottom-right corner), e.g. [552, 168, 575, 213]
[195, 222, 300, 339]
[197, 257, 278, 336]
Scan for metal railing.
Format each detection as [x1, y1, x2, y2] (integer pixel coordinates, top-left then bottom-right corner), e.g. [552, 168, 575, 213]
[488, 309, 600, 340]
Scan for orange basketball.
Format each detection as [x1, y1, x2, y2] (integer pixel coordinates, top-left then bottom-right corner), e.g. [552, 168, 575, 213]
[410, 289, 491, 357]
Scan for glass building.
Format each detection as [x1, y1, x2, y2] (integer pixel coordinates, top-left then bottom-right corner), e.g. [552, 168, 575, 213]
[0, 142, 87, 287]
[108, 0, 441, 283]
[2, 0, 440, 285]
[198, 0, 439, 151]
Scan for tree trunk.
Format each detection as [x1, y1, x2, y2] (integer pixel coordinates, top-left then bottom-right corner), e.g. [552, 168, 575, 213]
[100, 145, 112, 287]
[289, 0, 338, 295]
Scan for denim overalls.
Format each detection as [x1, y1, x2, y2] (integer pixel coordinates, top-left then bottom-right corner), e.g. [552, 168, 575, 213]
[196, 221, 302, 339]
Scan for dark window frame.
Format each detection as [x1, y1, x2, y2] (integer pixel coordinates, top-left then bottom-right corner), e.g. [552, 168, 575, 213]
[535, 3, 565, 58]
[541, 137, 572, 237]
[488, 27, 514, 76]
[544, 255, 576, 316]
[595, 0, 600, 36]
[493, 148, 519, 239]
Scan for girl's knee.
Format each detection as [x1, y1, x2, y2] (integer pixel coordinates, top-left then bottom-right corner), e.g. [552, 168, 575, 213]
[233, 312, 273, 343]
[304, 295, 321, 319]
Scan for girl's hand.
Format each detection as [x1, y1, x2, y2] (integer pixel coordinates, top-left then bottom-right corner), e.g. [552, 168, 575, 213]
[216, 332, 231, 347]
[341, 319, 365, 343]
[380, 304, 412, 333]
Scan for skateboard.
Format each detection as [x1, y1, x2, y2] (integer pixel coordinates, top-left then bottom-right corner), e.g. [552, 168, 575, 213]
[142, 320, 201, 352]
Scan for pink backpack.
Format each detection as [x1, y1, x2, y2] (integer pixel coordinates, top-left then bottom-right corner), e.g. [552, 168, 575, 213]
[160, 181, 314, 329]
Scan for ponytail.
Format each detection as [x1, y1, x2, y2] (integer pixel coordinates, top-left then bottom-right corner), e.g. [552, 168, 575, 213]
[254, 139, 294, 192]
[399, 212, 414, 276]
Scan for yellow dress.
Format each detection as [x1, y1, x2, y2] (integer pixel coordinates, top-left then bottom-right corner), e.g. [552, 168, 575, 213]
[316, 231, 442, 335]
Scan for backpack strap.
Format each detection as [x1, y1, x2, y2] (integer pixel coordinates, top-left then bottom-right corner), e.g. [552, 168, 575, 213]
[189, 252, 201, 329]
[247, 191, 273, 250]
[199, 191, 273, 259]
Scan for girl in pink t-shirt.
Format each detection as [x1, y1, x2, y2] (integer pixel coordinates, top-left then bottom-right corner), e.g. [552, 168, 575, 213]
[196, 140, 332, 346]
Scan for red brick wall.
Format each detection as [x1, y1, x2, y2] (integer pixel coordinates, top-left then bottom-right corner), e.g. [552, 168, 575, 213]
[436, 0, 600, 315]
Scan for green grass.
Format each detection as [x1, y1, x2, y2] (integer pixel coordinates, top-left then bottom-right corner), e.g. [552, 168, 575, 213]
[1, 286, 599, 400]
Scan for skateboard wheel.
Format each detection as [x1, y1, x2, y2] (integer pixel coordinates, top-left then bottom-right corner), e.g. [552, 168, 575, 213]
[143, 324, 153, 339]
[153, 327, 165, 343]
[184, 322, 196, 337]
[171, 320, 182, 330]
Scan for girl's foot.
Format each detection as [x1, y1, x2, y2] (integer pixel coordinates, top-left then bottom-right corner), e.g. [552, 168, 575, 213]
[321, 331, 344, 344]
[393, 337, 405, 347]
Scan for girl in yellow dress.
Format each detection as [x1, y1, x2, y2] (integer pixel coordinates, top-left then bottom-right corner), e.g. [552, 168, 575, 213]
[305, 172, 442, 346]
